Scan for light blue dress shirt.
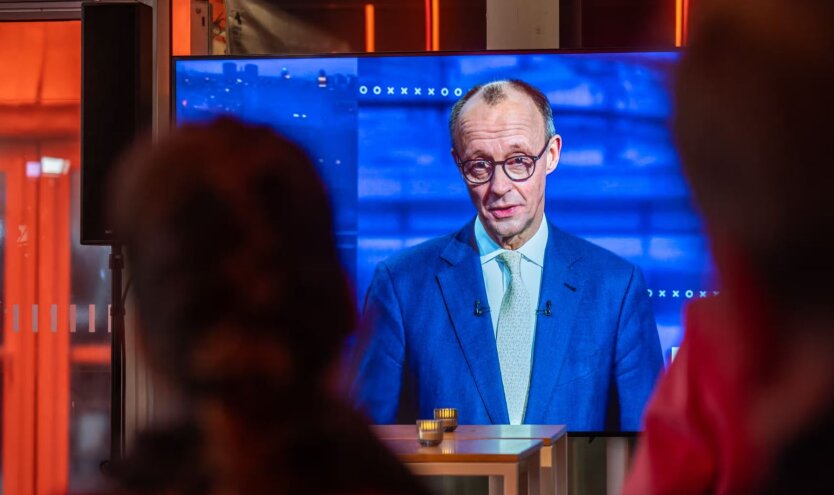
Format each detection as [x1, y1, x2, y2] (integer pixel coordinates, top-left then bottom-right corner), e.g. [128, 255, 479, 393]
[474, 214, 549, 423]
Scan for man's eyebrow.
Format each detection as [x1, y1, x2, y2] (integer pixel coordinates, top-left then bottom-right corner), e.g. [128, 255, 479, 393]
[459, 141, 535, 159]
[460, 148, 490, 159]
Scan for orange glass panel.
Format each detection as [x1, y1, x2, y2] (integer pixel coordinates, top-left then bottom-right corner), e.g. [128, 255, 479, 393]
[1, 19, 83, 495]
[36, 140, 75, 495]
[1, 144, 40, 495]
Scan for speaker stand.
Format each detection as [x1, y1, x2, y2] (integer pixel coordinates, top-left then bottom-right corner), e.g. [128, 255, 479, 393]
[110, 244, 126, 463]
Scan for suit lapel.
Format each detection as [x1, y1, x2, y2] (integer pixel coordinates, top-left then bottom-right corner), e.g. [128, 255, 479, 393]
[524, 224, 584, 423]
[436, 222, 509, 424]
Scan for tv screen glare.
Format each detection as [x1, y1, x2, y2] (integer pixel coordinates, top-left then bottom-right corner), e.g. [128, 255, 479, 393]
[173, 50, 715, 433]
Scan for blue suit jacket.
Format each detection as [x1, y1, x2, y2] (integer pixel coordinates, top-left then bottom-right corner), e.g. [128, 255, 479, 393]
[353, 220, 663, 431]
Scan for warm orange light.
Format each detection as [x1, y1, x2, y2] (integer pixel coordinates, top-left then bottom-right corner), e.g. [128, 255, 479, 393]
[71, 344, 112, 365]
[683, 0, 690, 45]
[172, 0, 191, 55]
[365, 4, 376, 53]
[431, 0, 440, 51]
[675, 0, 683, 47]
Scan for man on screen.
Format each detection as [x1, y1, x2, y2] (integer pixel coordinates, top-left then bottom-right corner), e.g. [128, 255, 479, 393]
[353, 80, 663, 431]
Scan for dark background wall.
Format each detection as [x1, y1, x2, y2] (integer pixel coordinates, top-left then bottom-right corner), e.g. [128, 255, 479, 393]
[561, 0, 676, 48]
[268, 0, 675, 52]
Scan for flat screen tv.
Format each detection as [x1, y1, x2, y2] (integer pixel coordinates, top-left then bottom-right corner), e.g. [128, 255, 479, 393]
[172, 49, 714, 434]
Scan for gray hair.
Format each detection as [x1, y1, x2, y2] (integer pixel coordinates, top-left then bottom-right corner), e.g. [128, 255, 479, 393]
[448, 79, 556, 149]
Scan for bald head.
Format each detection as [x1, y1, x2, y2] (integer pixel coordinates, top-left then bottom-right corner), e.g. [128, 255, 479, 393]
[449, 80, 555, 150]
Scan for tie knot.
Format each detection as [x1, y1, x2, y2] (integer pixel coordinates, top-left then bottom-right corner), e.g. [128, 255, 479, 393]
[497, 250, 523, 275]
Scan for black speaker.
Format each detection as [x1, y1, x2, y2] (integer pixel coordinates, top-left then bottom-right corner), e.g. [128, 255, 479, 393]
[81, 1, 152, 245]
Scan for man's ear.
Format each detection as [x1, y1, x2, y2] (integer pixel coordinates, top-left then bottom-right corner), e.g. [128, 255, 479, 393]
[545, 135, 562, 175]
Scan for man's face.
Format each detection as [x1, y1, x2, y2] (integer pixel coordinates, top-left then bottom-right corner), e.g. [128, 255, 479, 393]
[453, 91, 561, 250]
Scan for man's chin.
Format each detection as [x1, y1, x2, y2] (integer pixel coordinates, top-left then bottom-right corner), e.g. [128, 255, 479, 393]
[484, 223, 521, 241]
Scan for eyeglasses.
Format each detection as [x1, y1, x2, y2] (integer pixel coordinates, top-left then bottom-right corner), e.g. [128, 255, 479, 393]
[455, 141, 550, 185]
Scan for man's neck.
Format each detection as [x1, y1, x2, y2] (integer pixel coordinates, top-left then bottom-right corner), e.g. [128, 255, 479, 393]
[475, 213, 548, 254]
[494, 216, 545, 250]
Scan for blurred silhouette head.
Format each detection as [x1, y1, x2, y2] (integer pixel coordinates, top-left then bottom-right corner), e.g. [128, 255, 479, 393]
[111, 117, 355, 409]
[676, 0, 834, 323]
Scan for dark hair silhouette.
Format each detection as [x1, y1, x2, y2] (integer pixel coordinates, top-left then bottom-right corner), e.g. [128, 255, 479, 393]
[676, 0, 834, 318]
[109, 118, 426, 495]
[673, 0, 834, 492]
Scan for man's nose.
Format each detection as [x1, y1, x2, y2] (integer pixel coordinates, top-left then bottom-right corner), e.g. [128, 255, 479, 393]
[489, 165, 514, 195]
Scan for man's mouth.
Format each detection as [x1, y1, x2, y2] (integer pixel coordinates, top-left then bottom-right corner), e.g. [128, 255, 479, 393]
[488, 205, 519, 219]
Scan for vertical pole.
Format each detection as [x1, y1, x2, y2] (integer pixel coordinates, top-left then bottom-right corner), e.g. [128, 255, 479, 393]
[606, 437, 631, 495]
[110, 244, 125, 461]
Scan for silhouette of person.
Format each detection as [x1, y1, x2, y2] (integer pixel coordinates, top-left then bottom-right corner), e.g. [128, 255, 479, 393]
[624, 0, 834, 493]
[105, 118, 429, 495]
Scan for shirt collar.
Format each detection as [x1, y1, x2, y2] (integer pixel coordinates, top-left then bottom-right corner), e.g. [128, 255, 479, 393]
[474, 213, 549, 268]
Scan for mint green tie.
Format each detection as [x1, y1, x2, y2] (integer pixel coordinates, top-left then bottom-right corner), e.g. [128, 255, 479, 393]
[495, 250, 534, 425]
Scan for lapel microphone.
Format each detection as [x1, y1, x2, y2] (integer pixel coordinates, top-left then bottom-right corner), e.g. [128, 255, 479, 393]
[474, 299, 489, 317]
[536, 300, 553, 317]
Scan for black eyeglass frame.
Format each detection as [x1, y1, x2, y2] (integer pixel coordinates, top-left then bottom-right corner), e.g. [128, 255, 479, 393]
[454, 140, 552, 185]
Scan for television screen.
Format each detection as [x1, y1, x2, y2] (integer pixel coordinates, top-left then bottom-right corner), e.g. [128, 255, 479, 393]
[173, 50, 715, 433]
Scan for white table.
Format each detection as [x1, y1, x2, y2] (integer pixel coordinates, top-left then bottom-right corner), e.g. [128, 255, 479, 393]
[375, 425, 568, 495]
[382, 437, 543, 495]
[451, 425, 568, 495]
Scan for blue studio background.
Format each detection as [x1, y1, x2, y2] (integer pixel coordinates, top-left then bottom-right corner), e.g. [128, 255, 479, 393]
[174, 51, 714, 365]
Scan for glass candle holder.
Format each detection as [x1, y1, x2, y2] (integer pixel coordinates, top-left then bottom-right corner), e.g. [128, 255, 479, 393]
[433, 407, 458, 432]
[416, 419, 444, 446]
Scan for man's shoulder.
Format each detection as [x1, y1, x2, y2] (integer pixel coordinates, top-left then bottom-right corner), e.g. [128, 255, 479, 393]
[552, 227, 637, 276]
[378, 232, 458, 274]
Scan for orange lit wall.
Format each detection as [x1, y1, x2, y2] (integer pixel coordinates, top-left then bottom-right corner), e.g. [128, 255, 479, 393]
[172, 0, 226, 55]
[172, 0, 190, 55]
[0, 20, 77, 495]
